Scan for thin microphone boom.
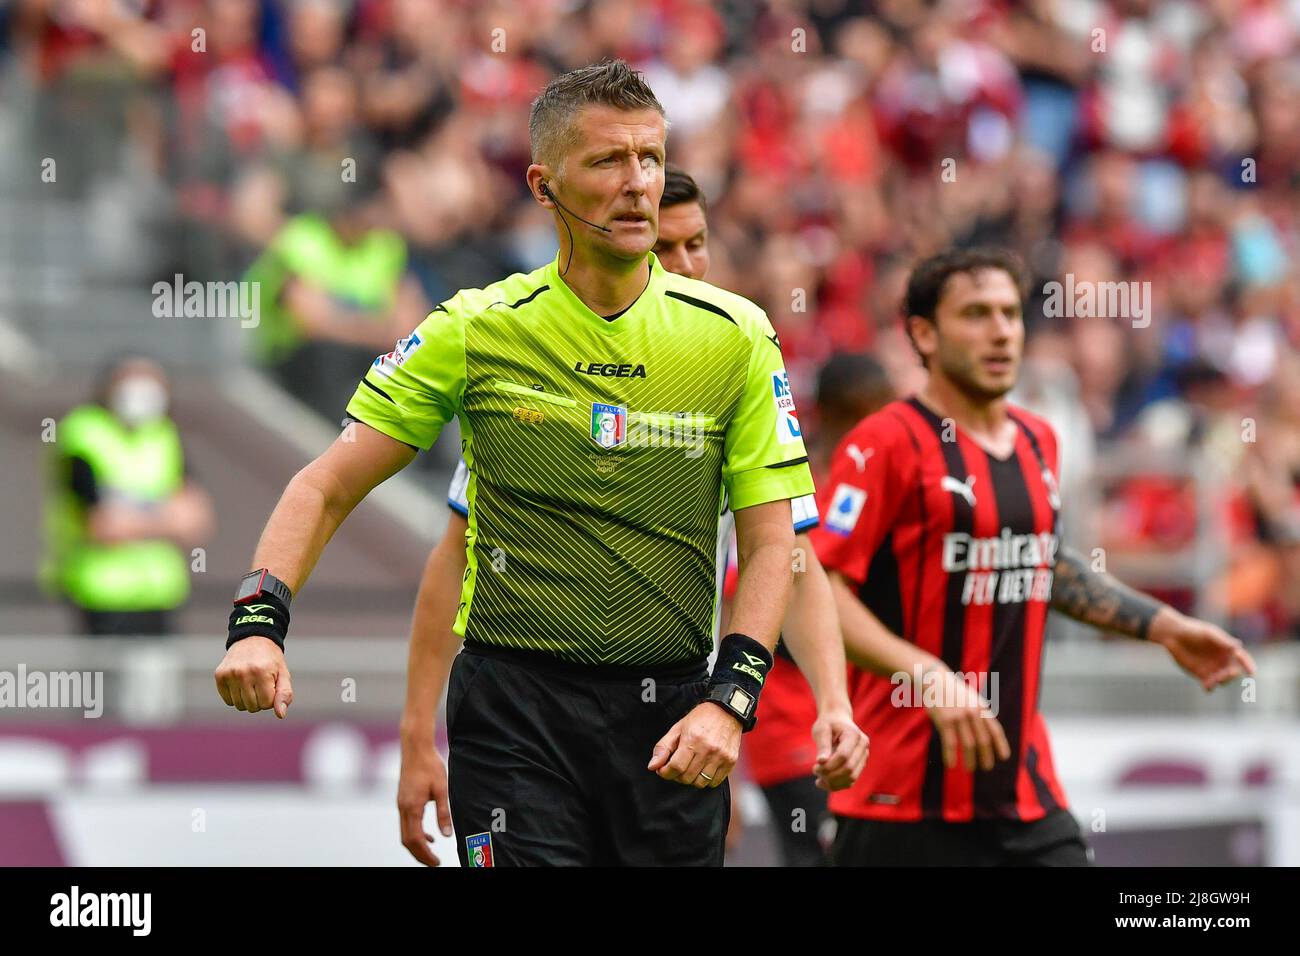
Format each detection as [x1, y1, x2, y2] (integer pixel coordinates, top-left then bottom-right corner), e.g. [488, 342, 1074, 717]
[541, 183, 612, 233]
[542, 181, 613, 276]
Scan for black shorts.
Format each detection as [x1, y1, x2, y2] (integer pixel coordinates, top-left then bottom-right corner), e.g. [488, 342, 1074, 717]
[446, 642, 730, 867]
[831, 809, 1092, 867]
[760, 776, 830, 867]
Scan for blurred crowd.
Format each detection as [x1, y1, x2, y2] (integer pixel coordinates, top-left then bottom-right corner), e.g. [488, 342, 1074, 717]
[5, 0, 1299, 640]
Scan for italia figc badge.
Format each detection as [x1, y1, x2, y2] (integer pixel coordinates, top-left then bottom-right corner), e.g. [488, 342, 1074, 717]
[465, 832, 494, 867]
[590, 402, 627, 449]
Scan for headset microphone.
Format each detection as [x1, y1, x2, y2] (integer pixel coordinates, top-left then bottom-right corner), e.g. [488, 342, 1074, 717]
[541, 180, 615, 277]
[541, 182, 612, 234]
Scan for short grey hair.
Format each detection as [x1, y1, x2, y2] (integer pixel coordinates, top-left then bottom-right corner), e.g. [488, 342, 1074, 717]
[529, 60, 666, 175]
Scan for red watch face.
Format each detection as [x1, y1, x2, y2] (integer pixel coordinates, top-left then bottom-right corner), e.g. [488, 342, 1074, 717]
[234, 569, 268, 604]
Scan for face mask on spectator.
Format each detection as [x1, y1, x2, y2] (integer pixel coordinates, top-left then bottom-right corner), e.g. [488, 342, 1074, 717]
[110, 377, 169, 426]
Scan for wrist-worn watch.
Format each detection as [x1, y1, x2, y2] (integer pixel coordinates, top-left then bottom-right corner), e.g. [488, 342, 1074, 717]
[703, 683, 757, 732]
[233, 568, 293, 608]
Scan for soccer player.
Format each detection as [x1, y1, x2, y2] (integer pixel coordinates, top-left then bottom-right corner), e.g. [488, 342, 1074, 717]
[811, 247, 1257, 866]
[738, 354, 892, 866]
[396, 166, 868, 866]
[216, 61, 817, 867]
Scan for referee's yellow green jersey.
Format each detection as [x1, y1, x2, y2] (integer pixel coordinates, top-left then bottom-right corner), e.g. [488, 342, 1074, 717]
[345, 252, 815, 666]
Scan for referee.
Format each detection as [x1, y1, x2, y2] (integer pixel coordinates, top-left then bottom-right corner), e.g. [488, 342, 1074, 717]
[215, 61, 816, 866]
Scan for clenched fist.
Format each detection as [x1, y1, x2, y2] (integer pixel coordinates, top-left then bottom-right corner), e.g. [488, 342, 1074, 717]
[215, 636, 294, 718]
[648, 702, 742, 788]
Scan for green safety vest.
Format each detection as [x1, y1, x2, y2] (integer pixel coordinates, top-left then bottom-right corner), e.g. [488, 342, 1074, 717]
[42, 404, 190, 612]
[244, 214, 408, 364]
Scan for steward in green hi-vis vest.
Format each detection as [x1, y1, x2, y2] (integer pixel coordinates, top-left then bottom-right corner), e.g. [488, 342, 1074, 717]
[43, 404, 190, 612]
[244, 213, 408, 364]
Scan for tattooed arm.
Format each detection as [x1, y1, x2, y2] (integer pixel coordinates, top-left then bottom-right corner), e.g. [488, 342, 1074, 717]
[1051, 546, 1257, 691]
[1050, 546, 1165, 639]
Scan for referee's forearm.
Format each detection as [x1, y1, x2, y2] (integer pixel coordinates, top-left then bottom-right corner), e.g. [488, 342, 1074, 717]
[727, 537, 795, 650]
[781, 547, 850, 709]
[248, 464, 352, 593]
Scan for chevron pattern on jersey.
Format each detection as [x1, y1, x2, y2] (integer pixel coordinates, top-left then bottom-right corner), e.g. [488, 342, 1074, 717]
[456, 278, 752, 665]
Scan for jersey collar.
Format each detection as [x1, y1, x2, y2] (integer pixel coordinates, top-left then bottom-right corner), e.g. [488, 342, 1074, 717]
[548, 251, 665, 333]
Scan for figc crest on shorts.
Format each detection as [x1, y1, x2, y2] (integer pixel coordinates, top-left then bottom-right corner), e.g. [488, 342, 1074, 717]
[465, 832, 494, 867]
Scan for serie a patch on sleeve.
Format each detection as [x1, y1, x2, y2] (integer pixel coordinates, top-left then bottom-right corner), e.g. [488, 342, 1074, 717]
[371, 331, 423, 379]
[827, 484, 867, 536]
[771, 370, 802, 445]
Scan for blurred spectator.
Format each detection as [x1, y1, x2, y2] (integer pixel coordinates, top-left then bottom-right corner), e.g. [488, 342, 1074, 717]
[643, 5, 730, 139]
[169, 0, 298, 224]
[285, 0, 348, 81]
[351, 0, 457, 151]
[8, 0, 1299, 638]
[1221, 354, 1300, 641]
[42, 357, 215, 637]
[243, 185, 427, 420]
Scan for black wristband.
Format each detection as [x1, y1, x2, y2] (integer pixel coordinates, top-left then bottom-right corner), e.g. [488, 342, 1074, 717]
[227, 594, 290, 652]
[710, 632, 772, 699]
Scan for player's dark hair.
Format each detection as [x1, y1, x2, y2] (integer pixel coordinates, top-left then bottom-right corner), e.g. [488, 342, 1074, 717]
[529, 60, 666, 169]
[661, 164, 706, 212]
[902, 247, 1028, 367]
[816, 353, 889, 412]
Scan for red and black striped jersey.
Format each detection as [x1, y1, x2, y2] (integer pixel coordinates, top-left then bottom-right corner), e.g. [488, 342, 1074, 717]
[809, 397, 1069, 822]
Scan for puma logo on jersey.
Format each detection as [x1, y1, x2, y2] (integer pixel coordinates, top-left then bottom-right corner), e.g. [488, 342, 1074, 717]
[941, 474, 977, 508]
[845, 444, 873, 472]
